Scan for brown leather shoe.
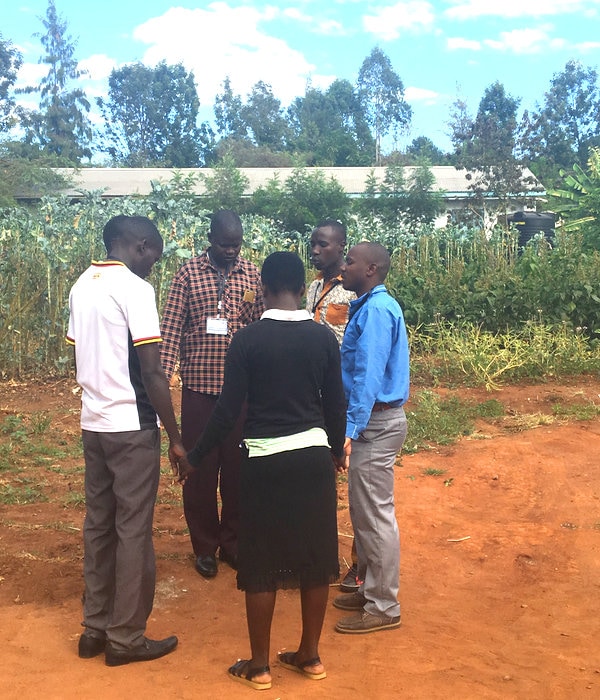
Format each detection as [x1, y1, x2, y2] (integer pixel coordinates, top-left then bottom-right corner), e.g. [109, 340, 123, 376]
[333, 591, 367, 611]
[335, 611, 401, 634]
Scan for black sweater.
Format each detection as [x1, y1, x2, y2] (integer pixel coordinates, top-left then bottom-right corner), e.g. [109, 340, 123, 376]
[188, 318, 346, 466]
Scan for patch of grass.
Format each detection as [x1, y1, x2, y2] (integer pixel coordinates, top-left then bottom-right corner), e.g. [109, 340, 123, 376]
[17, 441, 67, 458]
[46, 464, 85, 475]
[422, 468, 446, 476]
[552, 401, 600, 421]
[0, 482, 47, 505]
[0, 518, 80, 532]
[156, 482, 183, 506]
[62, 491, 85, 508]
[410, 319, 600, 388]
[0, 414, 28, 441]
[405, 390, 499, 453]
[30, 411, 52, 435]
[475, 399, 505, 418]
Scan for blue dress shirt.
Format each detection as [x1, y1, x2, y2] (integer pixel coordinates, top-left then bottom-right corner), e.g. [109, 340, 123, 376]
[341, 284, 410, 439]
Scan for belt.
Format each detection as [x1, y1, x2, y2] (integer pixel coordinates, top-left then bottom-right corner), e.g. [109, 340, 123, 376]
[372, 402, 394, 412]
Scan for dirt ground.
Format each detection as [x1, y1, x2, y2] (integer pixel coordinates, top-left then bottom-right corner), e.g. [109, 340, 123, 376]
[1, 378, 600, 700]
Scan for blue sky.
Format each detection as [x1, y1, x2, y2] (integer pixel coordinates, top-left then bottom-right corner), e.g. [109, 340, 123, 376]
[3, 0, 600, 153]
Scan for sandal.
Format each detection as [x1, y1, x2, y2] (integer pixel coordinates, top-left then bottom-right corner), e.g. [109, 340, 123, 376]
[228, 659, 272, 690]
[277, 650, 327, 680]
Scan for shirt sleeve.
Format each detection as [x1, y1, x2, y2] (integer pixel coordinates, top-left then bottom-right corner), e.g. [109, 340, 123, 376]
[321, 333, 346, 456]
[252, 268, 265, 321]
[159, 267, 188, 380]
[127, 280, 162, 346]
[345, 304, 395, 439]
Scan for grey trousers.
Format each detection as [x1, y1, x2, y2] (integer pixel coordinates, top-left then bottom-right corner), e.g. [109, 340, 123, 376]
[81, 428, 160, 649]
[349, 407, 407, 618]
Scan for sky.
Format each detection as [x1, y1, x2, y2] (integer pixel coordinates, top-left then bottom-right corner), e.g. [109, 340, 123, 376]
[3, 0, 600, 154]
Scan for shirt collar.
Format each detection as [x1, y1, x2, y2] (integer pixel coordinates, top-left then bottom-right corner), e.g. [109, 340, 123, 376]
[261, 309, 312, 321]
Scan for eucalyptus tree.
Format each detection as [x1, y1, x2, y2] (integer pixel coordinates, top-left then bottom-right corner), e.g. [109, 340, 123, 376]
[19, 0, 92, 164]
[357, 47, 412, 165]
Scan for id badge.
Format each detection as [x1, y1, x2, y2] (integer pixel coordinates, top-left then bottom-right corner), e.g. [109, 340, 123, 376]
[206, 317, 228, 335]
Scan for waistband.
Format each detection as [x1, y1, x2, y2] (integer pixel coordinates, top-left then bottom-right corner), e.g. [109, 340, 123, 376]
[372, 402, 400, 412]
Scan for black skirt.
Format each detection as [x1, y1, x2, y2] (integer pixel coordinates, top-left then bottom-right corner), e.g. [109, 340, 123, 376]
[236, 445, 340, 593]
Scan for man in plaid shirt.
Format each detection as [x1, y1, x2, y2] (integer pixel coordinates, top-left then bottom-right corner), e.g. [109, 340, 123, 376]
[160, 210, 264, 578]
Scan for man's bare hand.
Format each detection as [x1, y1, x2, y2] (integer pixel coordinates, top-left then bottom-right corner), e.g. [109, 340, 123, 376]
[168, 441, 195, 483]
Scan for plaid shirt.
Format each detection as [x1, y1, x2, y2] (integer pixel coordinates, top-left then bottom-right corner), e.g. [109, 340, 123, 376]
[160, 252, 264, 395]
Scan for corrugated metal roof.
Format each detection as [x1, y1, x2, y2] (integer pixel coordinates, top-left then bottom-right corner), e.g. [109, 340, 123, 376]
[54, 166, 544, 198]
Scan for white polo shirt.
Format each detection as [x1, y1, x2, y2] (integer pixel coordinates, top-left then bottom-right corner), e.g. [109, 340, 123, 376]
[67, 260, 162, 432]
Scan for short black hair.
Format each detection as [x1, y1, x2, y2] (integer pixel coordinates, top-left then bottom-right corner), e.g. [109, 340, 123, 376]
[209, 209, 243, 237]
[102, 215, 162, 254]
[355, 241, 391, 280]
[314, 218, 346, 244]
[261, 251, 305, 295]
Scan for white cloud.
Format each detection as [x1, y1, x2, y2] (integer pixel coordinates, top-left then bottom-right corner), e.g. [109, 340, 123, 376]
[314, 19, 345, 35]
[483, 27, 565, 54]
[282, 8, 311, 23]
[268, 7, 344, 35]
[362, 1, 435, 41]
[15, 62, 47, 90]
[575, 40, 600, 52]
[79, 54, 116, 81]
[405, 86, 441, 104]
[447, 37, 481, 51]
[445, 0, 589, 20]
[131, 4, 323, 105]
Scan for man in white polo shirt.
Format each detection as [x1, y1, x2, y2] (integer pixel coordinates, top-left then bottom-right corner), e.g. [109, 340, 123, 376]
[67, 215, 190, 666]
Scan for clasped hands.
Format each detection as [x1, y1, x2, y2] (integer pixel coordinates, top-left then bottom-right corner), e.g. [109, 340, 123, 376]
[168, 442, 195, 483]
[333, 437, 352, 473]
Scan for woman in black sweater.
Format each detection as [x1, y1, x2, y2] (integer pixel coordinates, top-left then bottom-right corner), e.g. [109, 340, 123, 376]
[184, 251, 347, 691]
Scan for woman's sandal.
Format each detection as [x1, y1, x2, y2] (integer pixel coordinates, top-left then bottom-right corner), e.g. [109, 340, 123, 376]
[228, 659, 272, 690]
[277, 650, 327, 680]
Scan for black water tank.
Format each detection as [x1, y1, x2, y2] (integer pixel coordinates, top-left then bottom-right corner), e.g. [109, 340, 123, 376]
[508, 211, 555, 247]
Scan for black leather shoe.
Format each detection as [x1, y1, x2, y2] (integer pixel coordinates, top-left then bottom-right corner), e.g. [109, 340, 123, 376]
[219, 549, 238, 570]
[195, 554, 218, 578]
[78, 632, 106, 658]
[105, 636, 178, 666]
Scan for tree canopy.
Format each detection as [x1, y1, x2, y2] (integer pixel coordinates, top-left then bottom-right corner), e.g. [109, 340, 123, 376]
[98, 61, 208, 167]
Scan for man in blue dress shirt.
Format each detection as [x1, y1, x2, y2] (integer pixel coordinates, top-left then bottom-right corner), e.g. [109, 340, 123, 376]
[333, 241, 410, 634]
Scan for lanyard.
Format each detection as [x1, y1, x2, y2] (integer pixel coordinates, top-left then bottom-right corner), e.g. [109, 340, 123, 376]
[208, 251, 229, 318]
[311, 278, 341, 314]
[217, 270, 227, 317]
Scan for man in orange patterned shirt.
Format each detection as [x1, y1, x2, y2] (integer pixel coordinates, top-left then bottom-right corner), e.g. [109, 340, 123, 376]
[306, 218, 359, 591]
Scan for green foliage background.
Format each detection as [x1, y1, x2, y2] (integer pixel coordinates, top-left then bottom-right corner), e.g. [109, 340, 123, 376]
[2, 176, 600, 382]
